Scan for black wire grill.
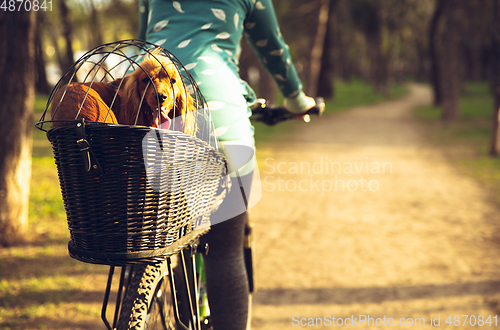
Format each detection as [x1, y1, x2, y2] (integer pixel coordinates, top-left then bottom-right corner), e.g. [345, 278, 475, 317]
[36, 40, 229, 265]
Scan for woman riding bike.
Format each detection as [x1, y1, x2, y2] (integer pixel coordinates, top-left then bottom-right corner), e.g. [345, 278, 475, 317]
[138, 0, 315, 328]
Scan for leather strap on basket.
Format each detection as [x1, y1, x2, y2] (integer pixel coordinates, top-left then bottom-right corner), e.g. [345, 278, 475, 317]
[75, 119, 103, 176]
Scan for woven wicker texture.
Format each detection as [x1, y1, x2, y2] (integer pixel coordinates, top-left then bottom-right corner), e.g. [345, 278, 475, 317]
[47, 123, 227, 265]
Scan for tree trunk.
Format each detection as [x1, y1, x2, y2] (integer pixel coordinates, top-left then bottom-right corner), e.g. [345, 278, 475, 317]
[415, 41, 429, 82]
[439, 0, 462, 121]
[239, 39, 277, 104]
[489, 0, 500, 156]
[465, 45, 483, 82]
[89, 0, 104, 49]
[0, 10, 36, 246]
[317, 0, 339, 100]
[429, 0, 445, 106]
[336, 0, 353, 81]
[59, 0, 75, 75]
[308, 0, 331, 97]
[364, 0, 389, 97]
[35, 12, 50, 94]
[491, 92, 500, 157]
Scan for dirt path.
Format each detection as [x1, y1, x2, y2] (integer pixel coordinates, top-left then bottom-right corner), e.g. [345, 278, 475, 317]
[249, 84, 500, 329]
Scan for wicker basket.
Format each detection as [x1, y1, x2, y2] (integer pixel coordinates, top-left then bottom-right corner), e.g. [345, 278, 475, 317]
[47, 122, 228, 265]
[37, 40, 229, 265]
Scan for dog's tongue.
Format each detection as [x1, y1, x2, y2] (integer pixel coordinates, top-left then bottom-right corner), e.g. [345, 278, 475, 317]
[150, 107, 171, 129]
[160, 116, 171, 130]
[158, 106, 171, 130]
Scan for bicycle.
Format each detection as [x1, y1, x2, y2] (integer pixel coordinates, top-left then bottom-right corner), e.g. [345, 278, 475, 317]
[36, 39, 324, 330]
[114, 98, 325, 330]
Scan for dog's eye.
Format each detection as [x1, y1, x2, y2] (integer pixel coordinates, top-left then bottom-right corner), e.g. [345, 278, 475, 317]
[170, 79, 176, 85]
[142, 77, 150, 84]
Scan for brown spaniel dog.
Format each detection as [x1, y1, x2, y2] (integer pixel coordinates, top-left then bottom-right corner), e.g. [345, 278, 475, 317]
[51, 53, 197, 135]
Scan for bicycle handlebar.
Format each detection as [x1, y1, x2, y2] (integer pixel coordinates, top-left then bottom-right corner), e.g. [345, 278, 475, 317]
[250, 97, 325, 126]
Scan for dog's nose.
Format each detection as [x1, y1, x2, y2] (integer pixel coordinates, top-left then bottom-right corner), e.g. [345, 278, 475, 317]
[157, 93, 168, 102]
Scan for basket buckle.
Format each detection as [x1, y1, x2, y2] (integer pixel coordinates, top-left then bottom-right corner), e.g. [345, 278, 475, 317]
[75, 119, 104, 176]
[76, 138, 90, 151]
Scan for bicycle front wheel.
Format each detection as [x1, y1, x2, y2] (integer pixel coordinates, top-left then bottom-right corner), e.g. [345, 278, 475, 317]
[117, 260, 177, 330]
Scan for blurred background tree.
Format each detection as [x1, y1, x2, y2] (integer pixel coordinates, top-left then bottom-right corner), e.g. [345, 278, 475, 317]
[490, 0, 500, 156]
[33, 0, 496, 105]
[0, 9, 36, 246]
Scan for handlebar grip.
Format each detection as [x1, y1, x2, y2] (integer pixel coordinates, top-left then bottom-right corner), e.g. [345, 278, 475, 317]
[251, 97, 325, 125]
[299, 97, 325, 123]
[303, 97, 325, 116]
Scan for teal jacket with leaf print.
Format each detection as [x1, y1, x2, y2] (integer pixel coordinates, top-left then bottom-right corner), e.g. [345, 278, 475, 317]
[138, 0, 306, 176]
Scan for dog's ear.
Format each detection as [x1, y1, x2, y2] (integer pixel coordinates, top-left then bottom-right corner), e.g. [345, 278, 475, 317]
[109, 78, 123, 92]
[174, 94, 188, 133]
[175, 92, 197, 136]
[121, 74, 142, 125]
[175, 94, 185, 117]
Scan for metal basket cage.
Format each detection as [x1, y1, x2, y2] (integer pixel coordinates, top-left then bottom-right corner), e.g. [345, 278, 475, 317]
[37, 39, 219, 148]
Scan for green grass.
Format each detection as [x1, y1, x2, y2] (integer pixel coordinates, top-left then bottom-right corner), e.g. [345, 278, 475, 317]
[30, 95, 65, 226]
[253, 79, 409, 143]
[326, 78, 409, 114]
[414, 82, 495, 147]
[413, 82, 500, 205]
[0, 95, 113, 330]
